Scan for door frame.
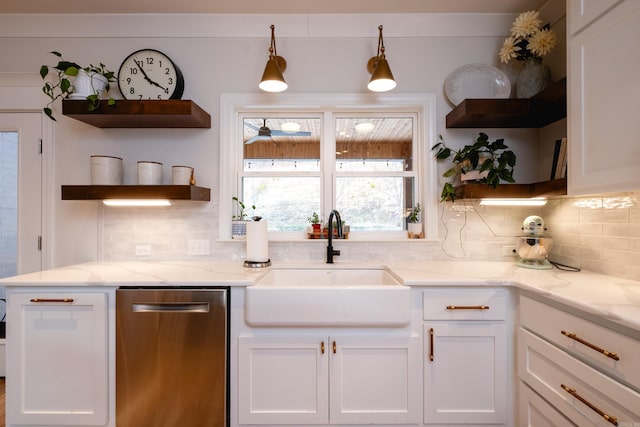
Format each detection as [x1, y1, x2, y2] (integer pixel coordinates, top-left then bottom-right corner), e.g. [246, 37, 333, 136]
[0, 73, 54, 271]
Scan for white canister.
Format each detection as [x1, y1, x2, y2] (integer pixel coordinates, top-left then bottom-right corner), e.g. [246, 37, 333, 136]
[90, 155, 123, 185]
[172, 165, 194, 185]
[137, 161, 163, 185]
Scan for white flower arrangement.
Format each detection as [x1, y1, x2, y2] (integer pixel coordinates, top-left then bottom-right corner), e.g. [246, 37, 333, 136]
[499, 10, 557, 64]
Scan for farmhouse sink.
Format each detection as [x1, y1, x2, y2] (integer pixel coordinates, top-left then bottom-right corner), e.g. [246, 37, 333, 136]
[245, 266, 411, 327]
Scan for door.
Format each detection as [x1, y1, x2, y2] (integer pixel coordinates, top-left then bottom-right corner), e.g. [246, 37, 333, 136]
[6, 291, 108, 426]
[424, 322, 507, 425]
[330, 334, 421, 425]
[238, 335, 329, 425]
[0, 112, 42, 277]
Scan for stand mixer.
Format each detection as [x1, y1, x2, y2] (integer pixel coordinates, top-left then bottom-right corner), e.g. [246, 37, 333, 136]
[516, 215, 553, 269]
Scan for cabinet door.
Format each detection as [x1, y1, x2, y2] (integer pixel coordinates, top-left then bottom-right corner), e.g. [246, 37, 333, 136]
[568, 0, 624, 34]
[238, 335, 329, 425]
[424, 322, 507, 425]
[568, 0, 640, 195]
[7, 292, 108, 426]
[330, 335, 421, 425]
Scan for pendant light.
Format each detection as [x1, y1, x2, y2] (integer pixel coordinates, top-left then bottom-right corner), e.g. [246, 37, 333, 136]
[367, 25, 396, 92]
[259, 25, 288, 92]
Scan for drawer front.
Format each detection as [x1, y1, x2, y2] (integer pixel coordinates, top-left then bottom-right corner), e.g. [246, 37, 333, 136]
[519, 382, 577, 427]
[423, 288, 507, 320]
[518, 327, 640, 426]
[520, 296, 640, 391]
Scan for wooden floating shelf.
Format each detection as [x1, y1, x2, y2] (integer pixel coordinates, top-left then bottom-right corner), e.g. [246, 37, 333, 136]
[62, 99, 211, 128]
[453, 178, 567, 199]
[61, 185, 211, 201]
[446, 78, 566, 128]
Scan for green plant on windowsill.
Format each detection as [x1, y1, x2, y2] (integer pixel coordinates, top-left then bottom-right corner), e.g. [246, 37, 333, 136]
[408, 203, 421, 223]
[432, 133, 516, 202]
[39, 51, 117, 121]
[232, 196, 256, 220]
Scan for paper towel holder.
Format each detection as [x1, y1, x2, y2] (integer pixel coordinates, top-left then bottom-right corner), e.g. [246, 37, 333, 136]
[243, 259, 272, 268]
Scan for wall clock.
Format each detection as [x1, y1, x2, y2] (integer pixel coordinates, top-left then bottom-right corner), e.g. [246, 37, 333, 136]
[118, 49, 184, 100]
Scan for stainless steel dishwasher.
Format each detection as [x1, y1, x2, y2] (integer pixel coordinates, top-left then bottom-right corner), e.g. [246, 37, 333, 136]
[116, 287, 228, 427]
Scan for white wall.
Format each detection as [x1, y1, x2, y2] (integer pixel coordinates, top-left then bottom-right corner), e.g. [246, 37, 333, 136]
[1, 11, 587, 271]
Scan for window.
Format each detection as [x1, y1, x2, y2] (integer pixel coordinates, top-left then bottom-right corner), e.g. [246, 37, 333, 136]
[220, 94, 437, 240]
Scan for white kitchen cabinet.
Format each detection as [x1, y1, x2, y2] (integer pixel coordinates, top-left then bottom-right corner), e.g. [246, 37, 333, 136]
[568, 0, 624, 34]
[422, 288, 509, 425]
[567, 0, 640, 195]
[6, 290, 109, 426]
[518, 382, 577, 427]
[518, 295, 640, 426]
[238, 333, 421, 425]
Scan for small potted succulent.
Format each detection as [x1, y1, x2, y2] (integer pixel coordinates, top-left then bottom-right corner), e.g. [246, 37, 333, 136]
[307, 212, 322, 233]
[232, 196, 256, 239]
[407, 203, 422, 237]
[432, 133, 516, 202]
[39, 51, 117, 121]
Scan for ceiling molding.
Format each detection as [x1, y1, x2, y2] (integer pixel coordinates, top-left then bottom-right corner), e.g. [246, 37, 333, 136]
[0, 13, 516, 38]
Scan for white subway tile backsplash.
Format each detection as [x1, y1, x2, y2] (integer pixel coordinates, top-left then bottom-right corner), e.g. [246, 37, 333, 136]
[99, 191, 640, 282]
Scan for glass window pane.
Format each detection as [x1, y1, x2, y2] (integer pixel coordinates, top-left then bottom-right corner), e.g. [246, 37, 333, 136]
[335, 117, 414, 172]
[336, 177, 414, 231]
[242, 177, 321, 231]
[0, 131, 18, 278]
[243, 118, 321, 172]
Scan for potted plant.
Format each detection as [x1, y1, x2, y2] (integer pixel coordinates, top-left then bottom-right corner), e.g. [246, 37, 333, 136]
[307, 212, 322, 233]
[432, 133, 516, 202]
[231, 196, 255, 239]
[39, 51, 117, 121]
[407, 203, 422, 237]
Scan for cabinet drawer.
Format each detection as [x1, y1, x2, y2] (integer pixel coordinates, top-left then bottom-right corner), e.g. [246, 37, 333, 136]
[519, 382, 576, 427]
[520, 296, 640, 391]
[423, 288, 507, 320]
[519, 327, 640, 426]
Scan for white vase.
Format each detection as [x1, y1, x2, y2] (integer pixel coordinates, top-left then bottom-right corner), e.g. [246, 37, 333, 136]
[68, 70, 109, 99]
[407, 222, 422, 238]
[232, 220, 248, 240]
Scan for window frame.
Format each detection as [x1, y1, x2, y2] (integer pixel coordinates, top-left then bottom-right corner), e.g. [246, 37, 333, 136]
[219, 93, 438, 241]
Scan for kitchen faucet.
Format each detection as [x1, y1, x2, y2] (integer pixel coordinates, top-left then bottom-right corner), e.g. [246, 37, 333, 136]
[326, 210, 343, 263]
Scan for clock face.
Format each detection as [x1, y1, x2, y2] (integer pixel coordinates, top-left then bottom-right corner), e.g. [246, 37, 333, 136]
[118, 49, 184, 100]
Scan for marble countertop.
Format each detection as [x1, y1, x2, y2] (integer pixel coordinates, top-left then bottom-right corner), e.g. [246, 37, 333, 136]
[2, 260, 640, 333]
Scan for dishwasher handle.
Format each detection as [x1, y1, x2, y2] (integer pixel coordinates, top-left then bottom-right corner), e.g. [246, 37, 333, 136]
[132, 302, 210, 313]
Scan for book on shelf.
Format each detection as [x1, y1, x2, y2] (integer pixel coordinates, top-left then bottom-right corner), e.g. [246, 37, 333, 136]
[550, 137, 567, 180]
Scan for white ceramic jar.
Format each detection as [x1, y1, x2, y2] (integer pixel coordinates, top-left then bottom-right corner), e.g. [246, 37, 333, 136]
[90, 155, 123, 185]
[137, 161, 163, 185]
[171, 165, 194, 185]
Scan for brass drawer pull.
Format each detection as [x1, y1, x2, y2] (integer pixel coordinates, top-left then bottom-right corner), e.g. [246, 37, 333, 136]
[561, 330, 620, 361]
[30, 298, 74, 303]
[321, 341, 325, 354]
[446, 305, 489, 310]
[428, 328, 434, 362]
[561, 384, 618, 426]
[332, 341, 337, 354]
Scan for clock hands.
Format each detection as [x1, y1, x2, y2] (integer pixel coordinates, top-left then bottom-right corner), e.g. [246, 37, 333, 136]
[134, 59, 167, 91]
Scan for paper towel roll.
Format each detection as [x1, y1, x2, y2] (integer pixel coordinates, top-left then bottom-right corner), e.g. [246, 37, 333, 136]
[247, 221, 269, 262]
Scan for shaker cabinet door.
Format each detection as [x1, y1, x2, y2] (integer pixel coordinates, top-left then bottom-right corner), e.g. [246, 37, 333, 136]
[6, 291, 109, 426]
[568, 0, 640, 195]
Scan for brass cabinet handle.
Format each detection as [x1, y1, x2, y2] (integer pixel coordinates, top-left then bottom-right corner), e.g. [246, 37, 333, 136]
[428, 328, 434, 362]
[321, 341, 325, 354]
[30, 298, 74, 303]
[332, 341, 337, 354]
[446, 305, 490, 310]
[561, 384, 618, 426]
[561, 330, 620, 361]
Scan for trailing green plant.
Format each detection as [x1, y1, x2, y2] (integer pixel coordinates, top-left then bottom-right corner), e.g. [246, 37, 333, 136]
[432, 133, 516, 202]
[39, 51, 116, 121]
[232, 196, 255, 220]
[408, 203, 421, 223]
